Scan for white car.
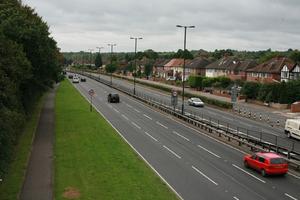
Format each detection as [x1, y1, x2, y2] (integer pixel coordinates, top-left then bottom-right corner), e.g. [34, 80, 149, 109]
[166, 76, 176, 81]
[72, 77, 80, 83]
[188, 97, 204, 107]
[285, 119, 300, 139]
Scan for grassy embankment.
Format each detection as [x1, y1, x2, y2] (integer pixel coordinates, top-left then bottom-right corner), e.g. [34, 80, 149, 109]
[55, 80, 178, 199]
[0, 95, 46, 200]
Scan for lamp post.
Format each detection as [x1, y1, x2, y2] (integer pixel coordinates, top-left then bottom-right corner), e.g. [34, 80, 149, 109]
[130, 37, 143, 95]
[96, 46, 104, 79]
[88, 48, 93, 68]
[176, 25, 195, 115]
[107, 43, 116, 85]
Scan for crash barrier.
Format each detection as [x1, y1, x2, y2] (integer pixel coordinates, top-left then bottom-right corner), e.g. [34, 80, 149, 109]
[71, 71, 300, 170]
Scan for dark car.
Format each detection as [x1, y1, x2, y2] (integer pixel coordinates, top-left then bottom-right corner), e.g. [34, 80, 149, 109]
[68, 74, 73, 79]
[80, 77, 86, 82]
[107, 93, 120, 103]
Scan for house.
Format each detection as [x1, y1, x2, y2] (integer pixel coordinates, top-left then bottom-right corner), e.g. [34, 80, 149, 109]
[152, 59, 170, 78]
[185, 57, 211, 77]
[164, 58, 192, 81]
[246, 56, 295, 83]
[227, 59, 257, 80]
[289, 64, 300, 81]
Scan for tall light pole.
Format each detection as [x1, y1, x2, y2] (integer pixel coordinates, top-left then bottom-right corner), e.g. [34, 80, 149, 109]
[88, 48, 93, 68]
[130, 37, 143, 95]
[176, 25, 195, 115]
[96, 46, 104, 78]
[107, 43, 116, 85]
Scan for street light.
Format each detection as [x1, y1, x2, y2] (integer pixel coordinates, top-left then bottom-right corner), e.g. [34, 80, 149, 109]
[88, 48, 93, 67]
[130, 37, 143, 95]
[96, 46, 104, 79]
[176, 24, 195, 115]
[107, 43, 116, 85]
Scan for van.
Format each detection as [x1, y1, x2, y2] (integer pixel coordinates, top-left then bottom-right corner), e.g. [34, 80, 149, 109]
[284, 119, 300, 140]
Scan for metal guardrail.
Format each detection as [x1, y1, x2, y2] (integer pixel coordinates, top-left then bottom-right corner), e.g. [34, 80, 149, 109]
[71, 70, 300, 170]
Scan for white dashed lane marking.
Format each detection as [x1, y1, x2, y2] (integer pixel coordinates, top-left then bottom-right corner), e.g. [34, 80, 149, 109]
[172, 131, 190, 141]
[156, 121, 168, 129]
[144, 132, 158, 142]
[131, 122, 141, 129]
[163, 145, 181, 159]
[143, 114, 152, 120]
[192, 166, 218, 186]
[197, 144, 221, 158]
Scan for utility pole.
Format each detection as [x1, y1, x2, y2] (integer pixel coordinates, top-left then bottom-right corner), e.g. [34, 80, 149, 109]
[88, 48, 93, 68]
[96, 46, 104, 79]
[176, 25, 195, 115]
[130, 37, 143, 95]
[107, 44, 116, 85]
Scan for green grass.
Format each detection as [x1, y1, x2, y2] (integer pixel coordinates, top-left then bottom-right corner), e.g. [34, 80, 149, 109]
[0, 95, 46, 200]
[55, 80, 178, 200]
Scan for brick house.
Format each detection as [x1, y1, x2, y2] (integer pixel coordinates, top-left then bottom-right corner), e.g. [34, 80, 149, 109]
[152, 59, 170, 78]
[185, 57, 211, 77]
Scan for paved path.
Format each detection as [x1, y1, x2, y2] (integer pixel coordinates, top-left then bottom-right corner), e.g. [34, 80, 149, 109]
[20, 88, 56, 200]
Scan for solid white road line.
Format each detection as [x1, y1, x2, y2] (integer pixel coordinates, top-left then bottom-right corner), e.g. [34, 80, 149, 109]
[121, 114, 129, 120]
[172, 131, 190, 141]
[134, 108, 140, 113]
[143, 114, 152, 120]
[163, 145, 181, 159]
[131, 122, 141, 129]
[192, 166, 218, 186]
[233, 197, 239, 200]
[144, 132, 158, 142]
[232, 164, 266, 184]
[156, 121, 168, 129]
[197, 144, 221, 158]
[285, 193, 298, 200]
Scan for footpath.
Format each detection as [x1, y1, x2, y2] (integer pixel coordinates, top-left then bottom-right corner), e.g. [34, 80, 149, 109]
[20, 88, 56, 200]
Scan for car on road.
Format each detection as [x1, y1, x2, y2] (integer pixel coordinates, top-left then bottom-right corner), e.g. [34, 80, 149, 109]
[188, 97, 204, 107]
[68, 74, 73, 79]
[243, 152, 288, 176]
[107, 93, 120, 103]
[166, 76, 176, 81]
[72, 77, 80, 83]
[80, 77, 86, 82]
[285, 119, 300, 140]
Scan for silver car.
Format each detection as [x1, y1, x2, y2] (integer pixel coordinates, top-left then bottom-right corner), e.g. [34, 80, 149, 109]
[188, 97, 204, 107]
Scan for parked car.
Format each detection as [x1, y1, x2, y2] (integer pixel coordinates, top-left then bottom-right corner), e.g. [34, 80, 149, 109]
[72, 77, 80, 83]
[243, 152, 288, 176]
[166, 76, 176, 81]
[285, 119, 300, 139]
[80, 77, 86, 82]
[188, 97, 204, 107]
[68, 74, 73, 79]
[107, 93, 120, 103]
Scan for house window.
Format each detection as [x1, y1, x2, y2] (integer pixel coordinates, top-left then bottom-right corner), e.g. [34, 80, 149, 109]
[281, 71, 289, 79]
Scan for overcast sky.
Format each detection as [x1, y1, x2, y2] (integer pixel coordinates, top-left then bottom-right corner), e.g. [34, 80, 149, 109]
[23, 0, 300, 53]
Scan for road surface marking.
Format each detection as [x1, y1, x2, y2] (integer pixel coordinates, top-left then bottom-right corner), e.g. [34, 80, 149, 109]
[173, 131, 190, 141]
[163, 145, 181, 159]
[156, 121, 168, 129]
[113, 108, 119, 113]
[232, 164, 266, 183]
[233, 197, 239, 200]
[126, 103, 132, 108]
[122, 114, 129, 120]
[192, 166, 218, 186]
[143, 114, 152, 120]
[285, 193, 298, 200]
[134, 108, 140, 113]
[197, 145, 221, 158]
[131, 122, 141, 129]
[144, 132, 158, 142]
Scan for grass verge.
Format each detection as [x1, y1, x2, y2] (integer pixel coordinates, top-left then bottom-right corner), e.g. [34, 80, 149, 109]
[55, 80, 178, 200]
[0, 94, 46, 200]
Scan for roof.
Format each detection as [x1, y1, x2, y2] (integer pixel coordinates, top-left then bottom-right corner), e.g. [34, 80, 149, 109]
[204, 56, 256, 71]
[186, 57, 211, 69]
[153, 59, 170, 67]
[256, 152, 282, 159]
[164, 58, 191, 67]
[247, 56, 295, 73]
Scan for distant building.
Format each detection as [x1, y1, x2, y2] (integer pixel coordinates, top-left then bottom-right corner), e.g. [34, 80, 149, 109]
[185, 57, 211, 77]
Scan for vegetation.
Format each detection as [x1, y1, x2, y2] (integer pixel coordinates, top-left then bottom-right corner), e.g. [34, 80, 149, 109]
[241, 80, 300, 104]
[188, 75, 233, 90]
[55, 80, 178, 200]
[0, 95, 45, 200]
[0, 1, 62, 178]
[94, 53, 103, 68]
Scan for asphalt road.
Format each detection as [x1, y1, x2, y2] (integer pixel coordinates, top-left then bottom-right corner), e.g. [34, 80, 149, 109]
[69, 73, 300, 200]
[85, 73, 300, 154]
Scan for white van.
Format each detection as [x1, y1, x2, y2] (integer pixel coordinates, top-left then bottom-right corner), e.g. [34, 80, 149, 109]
[284, 119, 300, 140]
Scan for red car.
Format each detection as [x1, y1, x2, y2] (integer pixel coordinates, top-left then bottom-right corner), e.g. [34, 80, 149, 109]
[244, 152, 288, 176]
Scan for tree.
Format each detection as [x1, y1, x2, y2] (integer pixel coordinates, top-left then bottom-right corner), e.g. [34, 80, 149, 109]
[94, 53, 103, 68]
[289, 50, 300, 62]
[173, 49, 194, 59]
[144, 62, 153, 79]
[241, 82, 261, 100]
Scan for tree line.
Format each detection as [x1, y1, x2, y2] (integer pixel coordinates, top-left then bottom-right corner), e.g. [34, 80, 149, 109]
[0, 0, 62, 177]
